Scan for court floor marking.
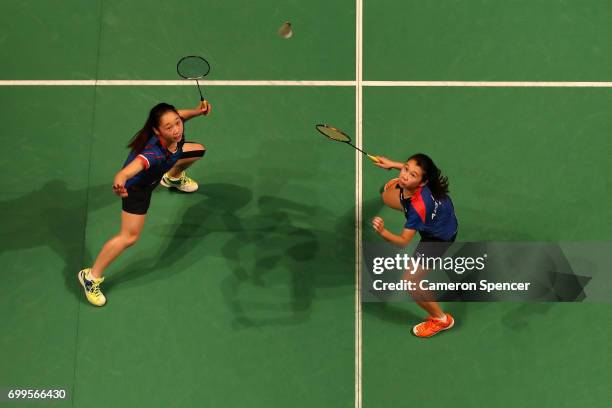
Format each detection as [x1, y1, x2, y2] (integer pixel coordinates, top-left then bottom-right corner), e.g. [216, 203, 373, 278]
[3, 80, 612, 87]
[71, 2, 106, 406]
[355, 0, 363, 407]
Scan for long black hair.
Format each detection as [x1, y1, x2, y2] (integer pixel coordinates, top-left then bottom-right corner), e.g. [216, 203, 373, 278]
[127, 103, 178, 153]
[408, 153, 450, 200]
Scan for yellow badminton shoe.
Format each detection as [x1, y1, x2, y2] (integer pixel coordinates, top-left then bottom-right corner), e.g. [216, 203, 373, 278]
[77, 268, 106, 307]
[160, 171, 199, 192]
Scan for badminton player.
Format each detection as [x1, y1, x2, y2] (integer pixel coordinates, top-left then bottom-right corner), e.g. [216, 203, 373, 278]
[372, 153, 458, 337]
[78, 101, 211, 306]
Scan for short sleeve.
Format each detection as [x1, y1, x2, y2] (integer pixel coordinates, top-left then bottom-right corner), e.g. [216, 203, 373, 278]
[137, 146, 163, 169]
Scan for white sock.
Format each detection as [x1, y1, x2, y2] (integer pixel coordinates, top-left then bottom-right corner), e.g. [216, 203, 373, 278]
[86, 270, 101, 281]
[167, 172, 183, 180]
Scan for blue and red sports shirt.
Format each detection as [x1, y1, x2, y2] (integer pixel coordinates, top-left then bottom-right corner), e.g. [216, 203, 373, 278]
[401, 185, 458, 241]
[123, 135, 183, 188]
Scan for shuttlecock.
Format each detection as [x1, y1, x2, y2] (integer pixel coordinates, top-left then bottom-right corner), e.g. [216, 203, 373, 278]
[278, 22, 293, 39]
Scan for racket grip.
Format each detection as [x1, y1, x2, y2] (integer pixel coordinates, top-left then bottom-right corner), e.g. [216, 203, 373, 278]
[367, 154, 381, 163]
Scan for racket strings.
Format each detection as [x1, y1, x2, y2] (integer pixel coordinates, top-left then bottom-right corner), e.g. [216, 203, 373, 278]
[316, 125, 351, 142]
[177, 56, 211, 79]
[315, 124, 379, 163]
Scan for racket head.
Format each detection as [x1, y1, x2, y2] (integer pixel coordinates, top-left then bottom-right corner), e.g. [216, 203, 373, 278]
[315, 124, 352, 142]
[177, 55, 211, 79]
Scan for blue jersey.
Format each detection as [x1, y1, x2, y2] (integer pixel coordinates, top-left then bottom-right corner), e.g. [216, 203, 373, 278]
[401, 185, 458, 241]
[123, 135, 183, 188]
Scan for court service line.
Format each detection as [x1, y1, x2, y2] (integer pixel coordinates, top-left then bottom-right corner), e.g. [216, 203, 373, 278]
[355, 1, 363, 408]
[363, 80, 612, 87]
[3, 80, 612, 87]
[0, 80, 355, 86]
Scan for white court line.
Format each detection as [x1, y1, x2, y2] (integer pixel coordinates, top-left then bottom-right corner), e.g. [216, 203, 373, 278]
[3, 80, 612, 87]
[363, 81, 612, 87]
[0, 80, 356, 86]
[355, 1, 363, 408]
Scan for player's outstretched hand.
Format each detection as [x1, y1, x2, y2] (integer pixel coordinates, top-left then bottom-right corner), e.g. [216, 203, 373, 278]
[372, 216, 385, 234]
[112, 175, 128, 197]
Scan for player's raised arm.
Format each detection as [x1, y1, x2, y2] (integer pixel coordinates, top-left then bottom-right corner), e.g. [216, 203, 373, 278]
[178, 100, 212, 121]
[374, 156, 404, 170]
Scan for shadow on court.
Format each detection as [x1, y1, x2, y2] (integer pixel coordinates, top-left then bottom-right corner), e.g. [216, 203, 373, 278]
[104, 182, 255, 291]
[103, 182, 354, 328]
[219, 194, 354, 328]
[501, 303, 556, 330]
[0, 181, 117, 301]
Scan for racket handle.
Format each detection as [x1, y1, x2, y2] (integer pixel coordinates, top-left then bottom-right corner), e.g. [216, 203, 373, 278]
[367, 154, 381, 163]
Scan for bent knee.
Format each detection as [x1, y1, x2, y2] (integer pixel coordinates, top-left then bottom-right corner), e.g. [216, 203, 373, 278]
[121, 233, 140, 247]
[181, 144, 206, 160]
[185, 143, 205, 151]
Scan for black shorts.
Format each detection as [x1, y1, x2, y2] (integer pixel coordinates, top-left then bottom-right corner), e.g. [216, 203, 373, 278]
[122, 183, 158, 215]
[413, 232, 457, 259]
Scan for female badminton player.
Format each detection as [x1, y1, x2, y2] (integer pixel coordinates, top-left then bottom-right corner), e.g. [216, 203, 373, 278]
[372, 153, 458, 337]
[78, 101, 211, 306]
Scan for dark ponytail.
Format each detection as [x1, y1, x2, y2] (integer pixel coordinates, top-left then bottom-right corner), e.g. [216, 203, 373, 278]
[128, 103, 178, 153]
[408, 153, 449, 200]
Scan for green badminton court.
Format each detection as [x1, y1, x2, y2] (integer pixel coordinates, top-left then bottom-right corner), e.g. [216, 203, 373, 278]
[1, 1, 611, 407]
